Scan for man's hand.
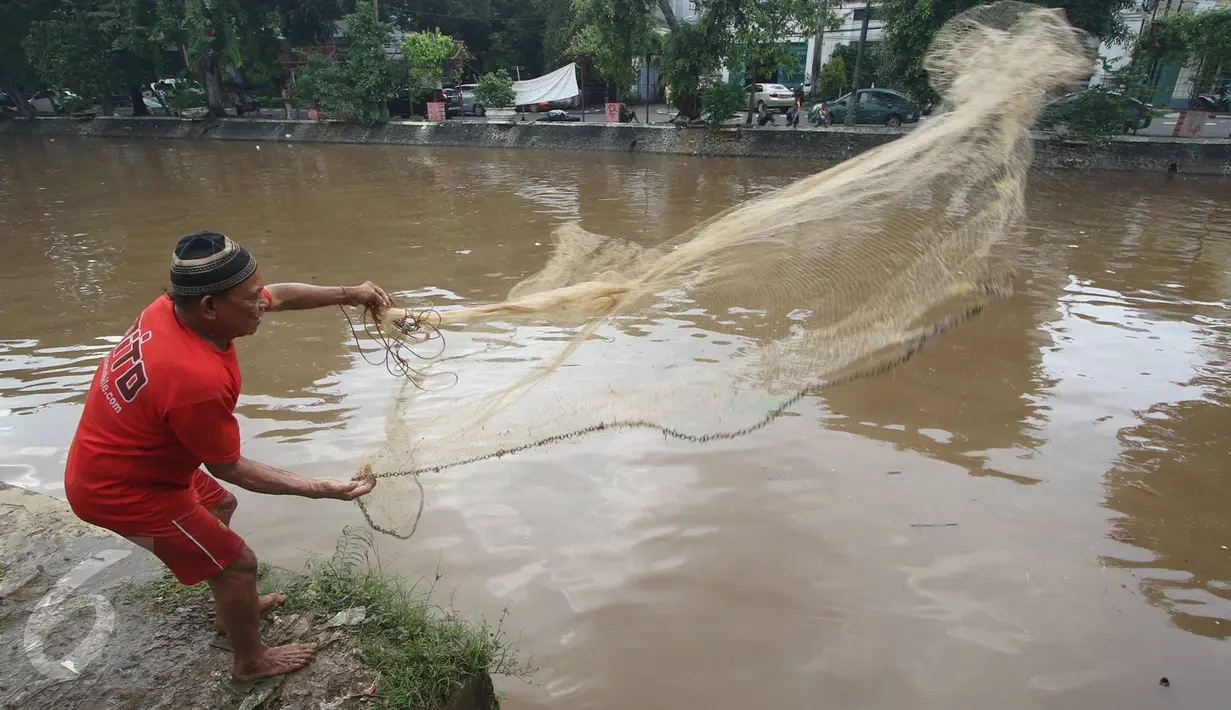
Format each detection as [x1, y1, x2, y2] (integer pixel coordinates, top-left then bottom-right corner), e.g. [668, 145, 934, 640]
[309, 475, 377, 501]
[344, 281, 393, 314]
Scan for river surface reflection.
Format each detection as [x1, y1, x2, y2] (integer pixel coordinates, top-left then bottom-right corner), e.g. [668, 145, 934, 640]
[2, 136, 1229, 708]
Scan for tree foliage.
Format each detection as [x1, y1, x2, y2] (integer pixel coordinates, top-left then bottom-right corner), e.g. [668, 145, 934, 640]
[830, 41, 884, 92]
[540, 0, 582, 70]
[879, 0, 1135, 105]
[1, 0, 51, 113]
[295, 3, 399, 125]
[572, 0, 660, 91]
[21, 0, 163, 115]
[374, 0, 577, 78]
[656, 0, 827, 119]
[816, 54, 847, 101]
[660, 18, 721, 110]
[23, 2, 121, 104]
[1138, 6, 1231, 98]
[474, 68, 516, 107]
[728, 0, 827, 83]
[402, 28, 456, 97]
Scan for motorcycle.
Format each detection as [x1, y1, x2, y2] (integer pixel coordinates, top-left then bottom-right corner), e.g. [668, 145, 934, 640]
[1193, 85, 1229, 114]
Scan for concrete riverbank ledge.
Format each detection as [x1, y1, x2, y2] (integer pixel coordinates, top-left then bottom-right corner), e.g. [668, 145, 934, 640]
[0, 482, 512, 709]
[3, 116, 1229, 175]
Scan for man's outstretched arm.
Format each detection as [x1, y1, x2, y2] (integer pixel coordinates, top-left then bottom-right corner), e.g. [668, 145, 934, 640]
[264, 281, 392, 314]
[206, 457, 376, 501]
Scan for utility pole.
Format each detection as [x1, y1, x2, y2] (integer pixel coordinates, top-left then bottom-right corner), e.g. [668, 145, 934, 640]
[579, 56, 587, 122]
[808, 0, 831, 98]
[645, 54, 652, 123]
[845, 0, 873, 126]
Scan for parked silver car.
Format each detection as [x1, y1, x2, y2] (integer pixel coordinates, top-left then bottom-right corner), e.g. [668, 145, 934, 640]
[458, 84, 486, 117]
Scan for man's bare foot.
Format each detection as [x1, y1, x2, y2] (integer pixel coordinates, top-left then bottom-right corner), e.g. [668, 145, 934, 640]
[231, 642, 317, 683]
[214, 593, 287, 634]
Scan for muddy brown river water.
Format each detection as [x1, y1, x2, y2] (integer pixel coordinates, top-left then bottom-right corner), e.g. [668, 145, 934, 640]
[2, 136, 1230, 709]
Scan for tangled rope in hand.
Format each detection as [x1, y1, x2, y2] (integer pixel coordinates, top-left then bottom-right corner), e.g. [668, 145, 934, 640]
[339, 297, 450, 387]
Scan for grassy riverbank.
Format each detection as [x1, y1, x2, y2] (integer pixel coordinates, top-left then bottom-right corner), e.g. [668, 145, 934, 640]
[147, 527, 533, 709]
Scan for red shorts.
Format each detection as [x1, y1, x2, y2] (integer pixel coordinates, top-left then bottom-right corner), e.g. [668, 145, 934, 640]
[72, 470, 246, 586]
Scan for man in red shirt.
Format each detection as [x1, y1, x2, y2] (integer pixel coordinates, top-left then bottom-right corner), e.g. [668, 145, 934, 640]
[65, 231, 390, 682]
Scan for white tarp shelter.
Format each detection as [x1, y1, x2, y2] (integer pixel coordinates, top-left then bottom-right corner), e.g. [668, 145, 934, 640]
[513, 63, 580, 105]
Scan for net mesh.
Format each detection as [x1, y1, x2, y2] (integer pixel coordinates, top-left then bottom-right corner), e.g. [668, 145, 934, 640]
[354, 2, 1092, 538]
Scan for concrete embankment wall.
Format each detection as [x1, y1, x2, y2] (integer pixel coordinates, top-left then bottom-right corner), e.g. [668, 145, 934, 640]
[3, 116, 1230, 175]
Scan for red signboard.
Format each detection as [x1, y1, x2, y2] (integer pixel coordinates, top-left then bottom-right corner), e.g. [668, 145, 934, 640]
[1172, 110, 1207, 138]
[427, 102, 446, 122]
[605, 103, 623, 123]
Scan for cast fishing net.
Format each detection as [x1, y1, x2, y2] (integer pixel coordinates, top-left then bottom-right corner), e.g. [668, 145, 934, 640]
[351, 2, 1092, 538]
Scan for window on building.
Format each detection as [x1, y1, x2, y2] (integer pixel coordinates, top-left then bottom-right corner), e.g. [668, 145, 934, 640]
[852, 7, 879, 22]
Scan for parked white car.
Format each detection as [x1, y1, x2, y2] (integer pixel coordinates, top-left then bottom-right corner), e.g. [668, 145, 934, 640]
[744, 83, 796, 113]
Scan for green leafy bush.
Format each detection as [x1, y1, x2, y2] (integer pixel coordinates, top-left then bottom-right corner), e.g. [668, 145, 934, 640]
[168, 90, 205, 112]
[474, 69, 516, 109]
[1062, 87, 1131, 147]
[1041, 67, 1153, 150]
[817, 56, 847, 101]
[702, 81, 746, 131]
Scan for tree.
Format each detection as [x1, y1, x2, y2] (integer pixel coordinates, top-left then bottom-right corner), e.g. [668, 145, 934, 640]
[401, 28, 456, 100]
[657, 0, 826, 120]
[23, 2, 121, 112]
[295, 3, 398, 124]
[816, 54, 846, 100]
[0, 0, 52, 116]
[730, 0, 830, 85]
[274, 0, 342, 47]
[572, 0, 660, 92]
[660, 18, 722, 119]
[474, 68, 516, 107]
[540, 0, 581, 70]
[879, 0, 1135, 105]
[1138, 6, 1231, 101]
[830, 41, 882, 91]
[806, 0, 844, 98]
[373, 0, 568, 78]
[153, 0, 300, 117]
[96, 0, 166, 116]
[22, 0, 162, 116]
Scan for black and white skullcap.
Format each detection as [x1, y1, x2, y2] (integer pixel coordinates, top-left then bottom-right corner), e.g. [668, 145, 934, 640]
[169, 231, 257, 297]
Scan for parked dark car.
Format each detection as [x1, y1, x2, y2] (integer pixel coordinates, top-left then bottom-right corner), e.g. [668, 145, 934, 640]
[827, 89, 921, 127]
[387, 88, 463, 119]
[1036, 89, 1153, 133]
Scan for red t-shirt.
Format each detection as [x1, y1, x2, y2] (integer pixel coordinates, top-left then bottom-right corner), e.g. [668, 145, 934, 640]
[65, 291, 269, 528]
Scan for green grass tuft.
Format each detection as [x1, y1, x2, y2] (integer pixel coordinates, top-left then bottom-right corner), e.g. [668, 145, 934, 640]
[282, 527, 535, 709]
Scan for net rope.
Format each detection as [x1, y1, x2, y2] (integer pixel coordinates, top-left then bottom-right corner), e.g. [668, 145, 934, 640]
[349, 2, 1093, 539]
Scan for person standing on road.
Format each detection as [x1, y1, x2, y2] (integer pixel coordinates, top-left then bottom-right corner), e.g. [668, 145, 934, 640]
[63, 231, 390, 682]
